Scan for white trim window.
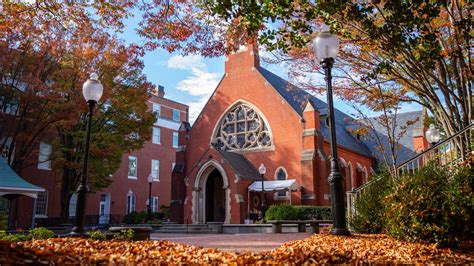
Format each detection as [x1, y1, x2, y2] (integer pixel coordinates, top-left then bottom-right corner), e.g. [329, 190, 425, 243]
[38, 142, 52, 170]
[275, 167, 288, 198]
[151, 159, 160, 181]
[172, 132, 179, 148]
[172, 162, 176, 172]
[150, 196, 159, 212]
[126, 191, 136, 214]
[172, 109, 180, 121]
[68, 193, 78, 217]
[152, 103, 161, 123]
[152, 127, 161, 144]
[35, 191, 48, 217]
[128, 156, 138, 179]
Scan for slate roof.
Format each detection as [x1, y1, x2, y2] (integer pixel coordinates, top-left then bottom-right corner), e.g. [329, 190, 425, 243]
[214, 147, 261, 179]
[0, 157, 44, 192]
[359, 111, 423, 166]
[258, 67, 373, 158]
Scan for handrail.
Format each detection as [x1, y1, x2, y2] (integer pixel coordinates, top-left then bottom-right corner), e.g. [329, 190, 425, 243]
[396, 123, 473, 172]
[347, 123, 472, 228]
[349, 123, 472, 194]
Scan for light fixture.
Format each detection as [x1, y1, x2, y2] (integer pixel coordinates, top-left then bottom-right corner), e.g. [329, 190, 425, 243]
[311, 24, 340, 61]
[82, 73, 104, 103]
[258, 163, 266, 175]
[425, 124, 441, 145]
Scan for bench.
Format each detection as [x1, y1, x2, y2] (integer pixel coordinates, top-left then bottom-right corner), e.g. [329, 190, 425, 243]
[108, 226, 152, 240]
[267, 220, 332, 234]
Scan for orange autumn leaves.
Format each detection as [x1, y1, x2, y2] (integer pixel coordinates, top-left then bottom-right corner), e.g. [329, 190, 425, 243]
[3, 235, 473, 264]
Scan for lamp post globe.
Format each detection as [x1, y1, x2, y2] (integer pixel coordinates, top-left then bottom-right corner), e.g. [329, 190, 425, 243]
[311, 24, 350, 236]
[147, 174, 153, 221]
[425, 124, 441, 146]
[71, 73, 103, 236]
[258, 163, 266, 221]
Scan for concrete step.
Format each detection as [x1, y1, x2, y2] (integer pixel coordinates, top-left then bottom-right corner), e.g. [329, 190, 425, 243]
[157, 224, 218, 234]
[157, 229, 218, 234]
[161, 225, 210, 229]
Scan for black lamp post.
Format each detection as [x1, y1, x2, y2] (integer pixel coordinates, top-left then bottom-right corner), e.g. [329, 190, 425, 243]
[147, 174, 153, 221]
[71, 73, 103, 236]
[258, 163, 267, 221]
[312, 24, 350, 235]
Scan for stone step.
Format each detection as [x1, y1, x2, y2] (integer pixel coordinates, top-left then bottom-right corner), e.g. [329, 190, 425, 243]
[156, 224, 218, 234]
[157, 229, 218, 234]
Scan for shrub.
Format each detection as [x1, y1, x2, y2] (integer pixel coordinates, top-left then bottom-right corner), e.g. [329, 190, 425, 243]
[350, 171, 390, 233]
[123, 211, 148, 224]
[159, 205, 170, 219]
[294, 206, 332, 220]
[87, 230, 106, 240]
[0, 232, 29, 242]
[0, 214, 7, 230]
[265, 204, 299, 221]
[114, 228, 134, 241]
[29, 227, 54, 240]
[384, 162, 472, 247]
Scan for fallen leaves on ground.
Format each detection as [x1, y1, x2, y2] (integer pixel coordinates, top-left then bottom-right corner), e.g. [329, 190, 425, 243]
[1, 234, 472, 264]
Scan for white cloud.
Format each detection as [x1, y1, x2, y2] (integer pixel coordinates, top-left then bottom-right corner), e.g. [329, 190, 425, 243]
[167, 55, 221, 123]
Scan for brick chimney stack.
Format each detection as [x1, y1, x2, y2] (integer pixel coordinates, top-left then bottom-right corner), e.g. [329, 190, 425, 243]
[157, 85, 165, 98]
[224, 21, 260, 74]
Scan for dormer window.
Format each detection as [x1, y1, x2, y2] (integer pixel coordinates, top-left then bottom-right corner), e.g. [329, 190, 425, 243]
[324, 116, 330, 127]
[213, 102, 272, 152]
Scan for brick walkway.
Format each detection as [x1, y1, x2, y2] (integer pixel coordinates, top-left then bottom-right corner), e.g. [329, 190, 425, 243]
[151, 233, 312, 253]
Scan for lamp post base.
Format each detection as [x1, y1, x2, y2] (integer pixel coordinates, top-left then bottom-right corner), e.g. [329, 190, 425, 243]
[69, 227, 86, 237]
[331, 227, 351, 236]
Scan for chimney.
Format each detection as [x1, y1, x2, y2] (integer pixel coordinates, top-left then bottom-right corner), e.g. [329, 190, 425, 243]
[224, 20, 260, 74]
[412, 108, 429, 152]
[157, 85, 165, 98]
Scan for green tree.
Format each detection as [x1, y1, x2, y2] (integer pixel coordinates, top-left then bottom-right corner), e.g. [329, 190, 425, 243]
[0, 2, 155, 222]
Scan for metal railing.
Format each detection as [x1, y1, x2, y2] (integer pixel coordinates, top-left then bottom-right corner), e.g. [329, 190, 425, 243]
[396, 124, 472, 174]
[347, 123, 473, 226]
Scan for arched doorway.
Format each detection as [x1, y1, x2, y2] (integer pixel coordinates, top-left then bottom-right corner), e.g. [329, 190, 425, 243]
[192, 160, 230, 224]
[205, 169, 225, 222]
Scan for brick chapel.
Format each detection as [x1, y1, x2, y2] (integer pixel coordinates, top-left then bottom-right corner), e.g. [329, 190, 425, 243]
[170, 42, 378, 224]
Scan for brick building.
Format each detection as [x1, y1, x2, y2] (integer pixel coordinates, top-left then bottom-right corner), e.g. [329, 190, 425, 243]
[6, 86, 188, 228]
[170, 43, 427, 224]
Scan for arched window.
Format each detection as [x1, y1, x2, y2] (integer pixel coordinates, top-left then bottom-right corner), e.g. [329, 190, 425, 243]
[213, 103, 272, 151]
[275, 167, 287, 198]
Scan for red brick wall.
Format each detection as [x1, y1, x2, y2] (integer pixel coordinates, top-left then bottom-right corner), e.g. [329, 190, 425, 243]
[181, 45, 377, 223]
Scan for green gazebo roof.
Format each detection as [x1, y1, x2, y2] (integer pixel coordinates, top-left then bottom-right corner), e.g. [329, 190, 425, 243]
[0, 157, 44, 198]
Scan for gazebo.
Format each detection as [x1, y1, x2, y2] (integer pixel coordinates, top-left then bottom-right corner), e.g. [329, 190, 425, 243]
[0, 157, 44, 229]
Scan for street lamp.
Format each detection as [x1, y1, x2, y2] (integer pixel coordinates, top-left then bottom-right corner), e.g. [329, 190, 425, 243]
[312, 24, 350, 236]
[425, 124, 441, 146]
[258, 163, 267, 221]
[147, 173, 153, 222]
[71, 73, 103, 236]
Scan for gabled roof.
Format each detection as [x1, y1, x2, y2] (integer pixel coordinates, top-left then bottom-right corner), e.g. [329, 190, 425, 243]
[358, 111, 423, 165]
[258, 67, 373, 158]
[214, 147, 261, 180]
[0, 157, 44, 198]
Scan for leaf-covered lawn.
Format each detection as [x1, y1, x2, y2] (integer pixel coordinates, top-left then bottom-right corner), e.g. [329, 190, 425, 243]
[1, 234, 472, 264]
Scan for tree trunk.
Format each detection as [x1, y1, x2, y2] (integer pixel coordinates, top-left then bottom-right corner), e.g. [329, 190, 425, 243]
[59, 168, 72, 223]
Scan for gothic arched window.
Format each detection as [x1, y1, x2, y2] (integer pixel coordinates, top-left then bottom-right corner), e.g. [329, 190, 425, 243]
[213, 103, 272, 151]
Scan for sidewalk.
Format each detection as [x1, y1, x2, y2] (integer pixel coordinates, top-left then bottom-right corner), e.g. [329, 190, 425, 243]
[151, 233, 312, 253]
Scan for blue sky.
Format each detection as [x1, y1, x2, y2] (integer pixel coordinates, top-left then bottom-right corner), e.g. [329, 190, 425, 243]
[119, 13, 421, 124]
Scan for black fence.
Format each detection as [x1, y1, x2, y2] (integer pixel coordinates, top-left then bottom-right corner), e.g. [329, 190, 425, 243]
[35, 214, 124, 228]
